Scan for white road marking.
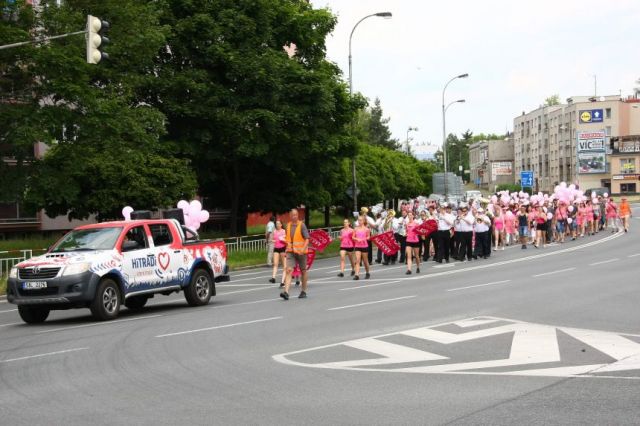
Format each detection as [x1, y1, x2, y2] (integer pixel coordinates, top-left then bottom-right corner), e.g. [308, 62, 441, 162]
[532, 267, 576, 278]
[327, 296, 416, 311]
[589, 258, 619, 266]
[433, 263, 455, 268]
[0, 308, 17, 314]
[156, 316, 282, 338]
[0, 347, 88, 364]
[214, 298, 280, 308]
[447, 280, 511, 292]
[340, 281, 401, 291]
[274, 316, 640, 379]
[216, 287, 272, 296]
[0, 322, 23, 328]
[37, 314, 163, 334]
[628, 253, 640, 258]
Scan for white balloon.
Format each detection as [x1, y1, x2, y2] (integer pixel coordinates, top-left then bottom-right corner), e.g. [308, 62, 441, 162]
[122, 206, 134, 221]
[177, 200, 189, 211]
[198, 210, 210, 223]
[189, 200, 202, 215]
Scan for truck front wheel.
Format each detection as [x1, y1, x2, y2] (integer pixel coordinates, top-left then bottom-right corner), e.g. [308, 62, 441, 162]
[90, 278, 121, 321]
[184, 269, 213, 306]
[18, 305, 50, 324]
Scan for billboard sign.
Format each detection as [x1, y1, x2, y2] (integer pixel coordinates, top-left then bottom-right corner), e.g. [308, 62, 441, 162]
[491, 161, 513, 181]
[577, 131, 606, 174]
[579, 109, 604, 124]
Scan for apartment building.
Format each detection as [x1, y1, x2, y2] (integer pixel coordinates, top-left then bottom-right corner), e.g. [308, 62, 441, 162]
[469, 136, 515, 191]
[513, 95, 640, 193]
[609, 135, 640, 195]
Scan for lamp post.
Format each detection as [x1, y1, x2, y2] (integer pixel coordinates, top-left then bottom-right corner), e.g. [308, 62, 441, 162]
[405, 126, 418, 154]
[442, 73, 468, 197]
[348, 11, 392, 212]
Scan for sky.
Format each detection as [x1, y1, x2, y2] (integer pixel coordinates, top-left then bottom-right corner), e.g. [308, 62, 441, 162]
[309, 0, 640, 157]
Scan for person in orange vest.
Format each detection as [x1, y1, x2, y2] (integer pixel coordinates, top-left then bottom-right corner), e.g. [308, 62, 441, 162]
[619, 197, 632, 233]
[280, 208, 310, 300]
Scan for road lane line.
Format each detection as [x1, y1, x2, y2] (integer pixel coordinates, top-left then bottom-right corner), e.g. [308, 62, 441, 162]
[532, 268, 576, 278]
[589, 258, 619, 266]
[37, 314, 163, 334]
[0, 322, 22, 328]
[214, 298, 280, 308]
[0, 308, 17, 314]
[0, 347, 88, 364]
[433, 263, 456, 268]
[447, 280, 512, 292]
[628, 253, 640, 258]
[327, 296, 416, 311]
[156, 316, 283, 338]
[340, 281, 401, 291]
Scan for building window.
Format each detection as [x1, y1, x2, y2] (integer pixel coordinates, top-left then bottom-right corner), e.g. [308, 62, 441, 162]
[620, 183, 637, 193]
[606, 126, 612, 136]
[620, 158, 636, 174]
[605, 108, 611, 119]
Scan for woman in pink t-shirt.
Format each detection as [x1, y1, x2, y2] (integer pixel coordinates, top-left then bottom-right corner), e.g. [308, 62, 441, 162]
[504, 210, 516, 246]
[404, 212, 421, 275]
[337, 219, 355, 278]
[577, 203, 587, 237]
[270, 220, 287, 286]
[352, 216, 371, 280]
[493, 208, 505, 251]
[585, 200, 595, 236]
[605, 198, 620, 232]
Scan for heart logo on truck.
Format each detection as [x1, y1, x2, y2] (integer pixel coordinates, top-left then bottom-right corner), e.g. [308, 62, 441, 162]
[157, 252, 170, 271]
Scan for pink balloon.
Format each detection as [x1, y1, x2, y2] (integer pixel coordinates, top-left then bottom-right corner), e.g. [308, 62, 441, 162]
[560, 182, 567, 188]
[198, 210, 210, 223]
[547, 212, 553, 220]
[189, 200, 202, 215]
[491, 195, 498, 203]
[603, 192, 609, 198]
[191, 221, 201, 231]
[568, 206, 574, 212]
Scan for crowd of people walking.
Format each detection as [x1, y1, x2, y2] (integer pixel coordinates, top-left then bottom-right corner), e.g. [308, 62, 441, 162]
[265, 189, 633, 299]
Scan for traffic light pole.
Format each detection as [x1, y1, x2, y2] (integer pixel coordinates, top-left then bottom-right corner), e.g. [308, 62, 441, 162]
[0, 30, 86, 51]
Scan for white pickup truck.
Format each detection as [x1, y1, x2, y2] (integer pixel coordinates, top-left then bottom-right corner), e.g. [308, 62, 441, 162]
[7, 218, 229, 323]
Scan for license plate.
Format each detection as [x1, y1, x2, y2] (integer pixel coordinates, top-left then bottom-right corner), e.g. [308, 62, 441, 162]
[22, 281, 48, 289]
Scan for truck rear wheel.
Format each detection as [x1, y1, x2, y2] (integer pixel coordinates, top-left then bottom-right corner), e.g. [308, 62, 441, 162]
[124, 296, 148, 310]
[90, 278, 121, 321]
[184, 269, 213, 306]
[18, 306, 50, 324]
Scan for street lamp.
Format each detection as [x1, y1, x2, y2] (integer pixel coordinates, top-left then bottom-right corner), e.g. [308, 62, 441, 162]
[406, 126, 418, 154]
[348, 11, 392, 212]
[442, 73, 468, 197]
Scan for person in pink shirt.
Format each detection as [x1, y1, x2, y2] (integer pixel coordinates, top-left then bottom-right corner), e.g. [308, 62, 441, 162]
[270, 220, 288, 286]
[352, 216, 371, 280]
[605, 197, 620, 232]
[585, 200, 595, 236]
[554, 202, 568, 243]
[577, 202, 587, 237]
[504, 209, 516, 246]
[493, 208, 505, 251]
[337, 219, 355, 278]
[404, 212, 421, 275]
[526, 206, 537, 244]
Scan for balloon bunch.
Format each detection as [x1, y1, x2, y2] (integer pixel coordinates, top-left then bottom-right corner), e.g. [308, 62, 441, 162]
[177, 199, 210, 231]
[551, 182, 608, 206]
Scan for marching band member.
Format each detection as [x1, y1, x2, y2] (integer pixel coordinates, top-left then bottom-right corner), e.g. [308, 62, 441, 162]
[435, 204, 455, 263]
[456, 204, 474, 262]
[473, 208, 492, 259]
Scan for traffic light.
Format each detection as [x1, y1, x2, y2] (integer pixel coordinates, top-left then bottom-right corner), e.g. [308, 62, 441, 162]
[86, 15, 109, 64]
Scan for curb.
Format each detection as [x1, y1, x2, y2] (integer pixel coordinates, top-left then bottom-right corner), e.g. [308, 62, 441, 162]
[0, 295, 6, 302]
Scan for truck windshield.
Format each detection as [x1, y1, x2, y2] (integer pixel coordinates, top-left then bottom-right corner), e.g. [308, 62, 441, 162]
[51, 227, 123, 252]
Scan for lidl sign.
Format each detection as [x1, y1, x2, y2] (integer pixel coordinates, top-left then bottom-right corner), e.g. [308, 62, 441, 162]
[579, 109, 604, 124]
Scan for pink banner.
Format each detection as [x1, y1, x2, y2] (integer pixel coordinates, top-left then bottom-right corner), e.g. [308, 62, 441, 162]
[416, 219, 437, 238]
[371, 231, 400, 256]
[309, 229, 332, 252]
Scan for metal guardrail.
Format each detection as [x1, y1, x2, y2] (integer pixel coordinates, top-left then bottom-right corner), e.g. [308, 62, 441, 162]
[224, 227, 341, 253]
[0, 250, 32, 277]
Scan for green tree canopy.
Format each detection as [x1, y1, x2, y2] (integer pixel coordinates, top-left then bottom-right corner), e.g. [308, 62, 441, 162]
[544, 94, 561, 106]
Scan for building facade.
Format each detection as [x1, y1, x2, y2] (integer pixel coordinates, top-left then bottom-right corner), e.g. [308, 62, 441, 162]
[469, 136, 515, 191]
[513, 95, 640, 193]
[609, 135, 640, 195]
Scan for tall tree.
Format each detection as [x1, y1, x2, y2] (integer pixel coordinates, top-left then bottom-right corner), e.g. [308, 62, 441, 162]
[544, 94, 561, 106]
[154, 0, 358, 234]
[367, 97, 399, 150]
[3, 0, 196, 219]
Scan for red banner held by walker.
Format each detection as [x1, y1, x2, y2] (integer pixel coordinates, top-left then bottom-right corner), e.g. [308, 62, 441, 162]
[416, 219, 437, 238]
[293, 249, 316, 276]
[309, 229, 332, 252]
[371, 231, 400, 256]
